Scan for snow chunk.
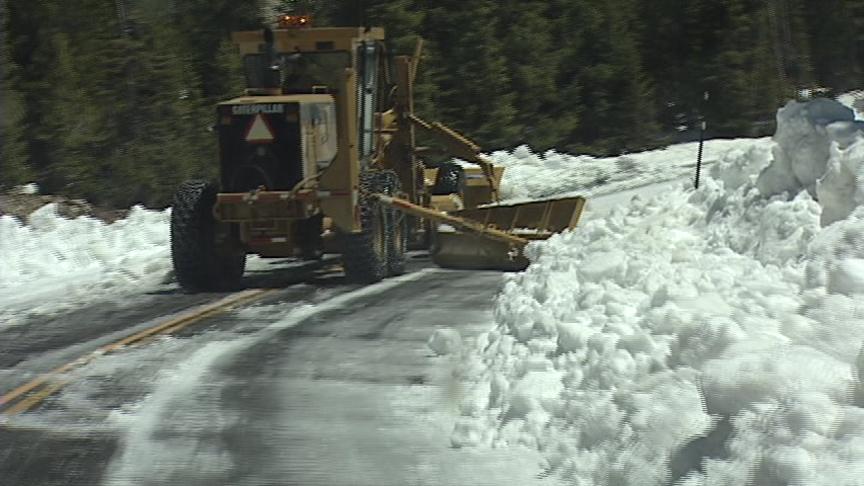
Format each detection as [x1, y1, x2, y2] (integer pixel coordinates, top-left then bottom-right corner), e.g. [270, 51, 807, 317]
[427, 327, 463, 355]
[14, 182, 40, 195]
[507, 371, 563, 418]
[755, 98, 864, 228]
[827, 258, 864, 295]
[837, 90, 864, 119]
[804, 206, 864, 291]
[579, 250, 627, 281]
[621, 377, 712, 450]
[556, 319, 594, 353]
[451, 418, 494, 448]
[757, 99, 856, 198]
[701, 345, 851, 415]
[817, 133, 864, 225]
[708, 143, 773, 191]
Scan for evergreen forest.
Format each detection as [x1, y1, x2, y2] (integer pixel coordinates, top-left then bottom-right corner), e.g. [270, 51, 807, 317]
[2, 0, 863, 208]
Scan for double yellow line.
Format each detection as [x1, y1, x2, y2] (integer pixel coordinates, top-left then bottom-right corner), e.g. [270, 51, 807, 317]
[0, 288, 275, 417]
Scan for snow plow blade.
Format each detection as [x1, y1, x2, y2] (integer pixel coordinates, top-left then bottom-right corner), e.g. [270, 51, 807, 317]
[431, 231, 531, 270]
[374, 194, 586, 271]
[435, 198, 586, 270]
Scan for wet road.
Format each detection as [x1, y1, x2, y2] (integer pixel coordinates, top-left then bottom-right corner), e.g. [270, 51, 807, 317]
[0, 255, 553, 486]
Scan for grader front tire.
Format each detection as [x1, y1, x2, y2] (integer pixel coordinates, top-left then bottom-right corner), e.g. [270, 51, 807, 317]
[340, 173, 390, 284]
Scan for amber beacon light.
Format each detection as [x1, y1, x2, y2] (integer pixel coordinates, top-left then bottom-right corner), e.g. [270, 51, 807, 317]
[277, 14, 311, 28]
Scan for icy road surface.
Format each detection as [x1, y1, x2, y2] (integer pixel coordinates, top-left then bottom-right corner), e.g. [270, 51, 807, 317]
[0, 260, 555, 486]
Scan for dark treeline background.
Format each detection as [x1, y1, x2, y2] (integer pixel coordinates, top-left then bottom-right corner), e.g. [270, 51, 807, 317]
[1, 0, 863, 208]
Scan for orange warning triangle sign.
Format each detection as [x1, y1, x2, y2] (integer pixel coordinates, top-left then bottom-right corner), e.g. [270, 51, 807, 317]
[245, 114, 275, 143]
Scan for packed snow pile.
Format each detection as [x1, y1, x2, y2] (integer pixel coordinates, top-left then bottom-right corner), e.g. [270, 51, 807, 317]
[0, 204, 173, 325]
[488, 138, 774, 203]
[14, 183, 40, 195]
[0, 183, 130, 223]
[837, 90, 864, 119]
[757, 98, 864, 226]
[452, 99, 864, 485]
[0, 196, 310, 325]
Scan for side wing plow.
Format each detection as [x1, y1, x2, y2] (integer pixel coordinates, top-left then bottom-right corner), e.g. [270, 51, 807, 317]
[374, 194, 587, 271]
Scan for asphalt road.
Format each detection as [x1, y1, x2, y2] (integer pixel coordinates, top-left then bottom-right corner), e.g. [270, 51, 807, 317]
[0, 254, 553, 486]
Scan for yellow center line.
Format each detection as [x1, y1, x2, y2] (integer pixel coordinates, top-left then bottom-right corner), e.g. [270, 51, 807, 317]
[0, 288, 277, 416]
[3, 379, 70, 417]
[0, 361, 79, 407]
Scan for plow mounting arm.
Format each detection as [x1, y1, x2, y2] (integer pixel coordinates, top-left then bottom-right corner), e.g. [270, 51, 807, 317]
[407, 114, 500, 202]
[373, 194, 528, 248]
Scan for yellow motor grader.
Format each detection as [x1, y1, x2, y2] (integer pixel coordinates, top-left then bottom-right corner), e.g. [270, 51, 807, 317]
[169, 15, 586, 291]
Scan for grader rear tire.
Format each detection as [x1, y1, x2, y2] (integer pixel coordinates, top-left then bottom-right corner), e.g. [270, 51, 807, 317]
[170, 180, 246, 292]
[296, 214, 324, 261]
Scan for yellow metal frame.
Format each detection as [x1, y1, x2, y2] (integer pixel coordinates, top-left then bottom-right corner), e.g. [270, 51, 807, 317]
[231, 27, 385, 56]
[210, 26, 589, 266]
[219, 28, 385, 235]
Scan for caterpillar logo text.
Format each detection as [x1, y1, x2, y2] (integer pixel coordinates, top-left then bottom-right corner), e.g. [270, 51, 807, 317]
[232, 104, 286, 115]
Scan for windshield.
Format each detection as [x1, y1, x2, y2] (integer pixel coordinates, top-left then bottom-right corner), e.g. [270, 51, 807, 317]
[243, 51, 351, 92]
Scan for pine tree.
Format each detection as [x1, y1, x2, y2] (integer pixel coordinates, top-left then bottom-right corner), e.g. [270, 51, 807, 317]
[497, 0, 578, 151]
[38, 0, 134, 202]
[8, 0, 864, 207]
[637, 0, 701, 138]
[559, 0, 658, 154]
[363, 1, 437, 124]
[0, 0, 31, 187]
[105, 10, 225, 207]
[769, 0, 813, 89]
[700, 0, 800, 136]
[316, 1, 438, 123]
[5, 0, 63, 186]
[805, 0, 862, 91]
[423, 0, 517, 149]
[167, 0, 263, 102]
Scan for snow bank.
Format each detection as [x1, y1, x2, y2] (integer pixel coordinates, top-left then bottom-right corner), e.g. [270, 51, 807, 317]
[488, 138, 773, 203]
[454, 100, 864, 485]
[0, 204, 173, 324]
[13, 183, 40, 195]
[837, 90, 864, 120]
[756, 99, 864, 226]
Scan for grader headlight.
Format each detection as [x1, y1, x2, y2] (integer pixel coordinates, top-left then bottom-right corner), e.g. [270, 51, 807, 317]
[277, 14, 311, 28]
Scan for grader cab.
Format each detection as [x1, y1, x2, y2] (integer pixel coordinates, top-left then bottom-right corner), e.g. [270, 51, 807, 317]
[169, 16, 586, 292]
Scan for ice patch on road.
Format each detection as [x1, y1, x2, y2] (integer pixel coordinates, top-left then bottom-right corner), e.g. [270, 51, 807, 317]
[102, 339, 242, 485]
[103, 270, 439, 484]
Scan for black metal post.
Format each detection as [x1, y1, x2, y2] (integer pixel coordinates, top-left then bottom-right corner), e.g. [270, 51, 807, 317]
[695, 91, 709, 189]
